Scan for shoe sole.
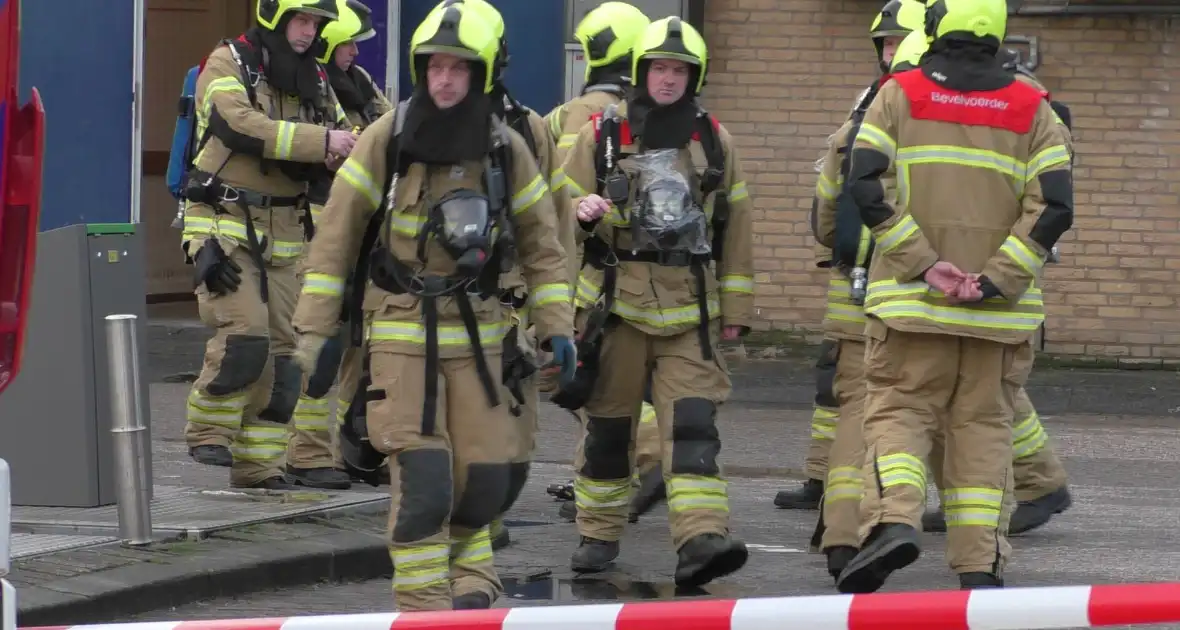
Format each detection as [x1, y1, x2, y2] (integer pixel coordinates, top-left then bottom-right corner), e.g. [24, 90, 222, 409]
[491, 533, 511, 551]
[675, 543, 749, 588]
[836, 538, 919, 594]
[290, 478, 352, 490]
[774, 496, 821, 510]
[571, 559, 615, 573]
[923, 520, 947, 534]
[1009, 508, 1054, 535]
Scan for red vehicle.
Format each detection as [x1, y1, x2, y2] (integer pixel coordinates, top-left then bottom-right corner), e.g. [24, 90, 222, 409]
[0, 0, 45, 396]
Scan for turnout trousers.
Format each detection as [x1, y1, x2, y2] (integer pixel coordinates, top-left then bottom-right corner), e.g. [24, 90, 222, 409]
[184, 245, 299, 486]
[574, 318, 732, 549]
[820, 339, 869, 551]
[858, 324, 1028, 576]
[368, 350, 522, 611]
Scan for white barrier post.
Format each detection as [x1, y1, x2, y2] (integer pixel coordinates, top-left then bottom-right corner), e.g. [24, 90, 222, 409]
[1, 457, 14, 630]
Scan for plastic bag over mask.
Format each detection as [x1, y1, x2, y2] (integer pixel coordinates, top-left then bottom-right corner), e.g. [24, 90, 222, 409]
[628, 149, 710, 256]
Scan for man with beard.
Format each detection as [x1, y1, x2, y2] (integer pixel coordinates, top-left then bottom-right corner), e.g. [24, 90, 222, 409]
[286, 0, 391, 491]
[181, 0, 357, 489]
[834, 0, 1073, 593]
[291, 3, 575, 610]
[553, 16, 754, 586]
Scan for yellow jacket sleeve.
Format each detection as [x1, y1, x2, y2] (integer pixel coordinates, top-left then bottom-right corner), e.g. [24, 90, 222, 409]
[528, 110, 579, 288]
[199, 46, 328, 164]
[980, 102, 1073, 300]
[716, 124, 755, 331]
[848, 81, 940, 283]
[292, 110, 394, 336]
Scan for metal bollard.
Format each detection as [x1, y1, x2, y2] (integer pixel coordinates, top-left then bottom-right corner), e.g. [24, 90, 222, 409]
[105, 315, 153, 546]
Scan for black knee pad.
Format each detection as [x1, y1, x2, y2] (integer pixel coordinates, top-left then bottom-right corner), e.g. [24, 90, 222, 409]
[814, 340, 839, 408]
[258, 355, 302, 424]
[451, 462, 511, 529]
[670, 397, 720, 477]
[498, 462, 531, 515]
[207, 334, 269, 396]
[391, 449, 453, 543]
[304, 333, 345, 399]
[579, 415, 633, 480]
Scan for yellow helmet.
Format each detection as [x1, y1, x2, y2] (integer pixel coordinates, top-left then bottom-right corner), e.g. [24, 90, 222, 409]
[632, 17, 708, 96]
[890, 30, 930, 72]
[409, 3, 499, 95]
[870, 0, 926, 60]
[924, 0, 1007, 46]
[574, 2, 651, 83]
[317, 0, 377, 64]
[256, 0, 338, 32]
[434, 0, 509, 80]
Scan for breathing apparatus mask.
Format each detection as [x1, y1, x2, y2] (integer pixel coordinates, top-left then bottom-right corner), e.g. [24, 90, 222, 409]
[424, 188, 507, 279]
[628, 149, 710, 256]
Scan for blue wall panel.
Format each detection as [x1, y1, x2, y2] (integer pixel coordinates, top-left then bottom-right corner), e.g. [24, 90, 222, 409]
[355, 0, 389, 90]
[398, 0, 564, 115]
[19, 0, 132, 230]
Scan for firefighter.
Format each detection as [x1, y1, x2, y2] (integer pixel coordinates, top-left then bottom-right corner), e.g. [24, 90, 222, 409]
[775, 0, 924, 513]
[922, 49, 1074, 535]
[424, 0, 578, 553]
[553, 16, 754, 586]
[834, 0, 1073, 593]
[542, 0, 665, 525]
[181, 0, 356, 488]
[287, 0, 393, 491]
[291, 3, 575, 610]
[805, 1, 926, 581]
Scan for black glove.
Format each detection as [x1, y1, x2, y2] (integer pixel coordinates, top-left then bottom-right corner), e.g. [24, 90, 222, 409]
[193, 240, 242, 295]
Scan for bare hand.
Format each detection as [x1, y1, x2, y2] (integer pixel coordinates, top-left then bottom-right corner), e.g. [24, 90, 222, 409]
[722, 326, 742, 341]
[924, 261, 968, 297]
[948, 272, 984, 303]
[577, 194, 611, 222]
[325, 153, 346, 171]
[327, 130, 357, 158]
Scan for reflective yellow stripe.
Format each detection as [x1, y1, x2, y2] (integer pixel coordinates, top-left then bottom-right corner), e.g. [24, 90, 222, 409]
[1012, 409, 1048, 459]
[999, 234, 1044, 276]
[292, 394, 333, 431]
[511, 174, 548, 215]
[230, 426, 289, 462]
[667, 475, 729, 513]
[640, 402, 657, 424]
[875, 452, 925, 491]
[303, 272, 345, 296]
[877, 214, 920, 254]
[183, 216, 303, 257]
[271, 121, 296, 160]
[391, 545, 449, 592]
[826, 277, 868, 326]
[575, 276, 720, 330]
[552, 168, 588, 197]
[337, 158, 383, 208]
[1025, 145, 1071, 181]
[368, 319, 510, 346]
[529, 282, 572, 308]
[811, 406, 838, 440]
[547, 107, 565, 137]
[450, 527, 493, 566]
[729, 181, 749, 202]
[816, 172, 838, 201]
[942, 487, 1003, 528]
[720, 274, 754, 294]
[557, 133, 578, 149]
[856, 122, 897, 158]
[855, 226, 872, 266]
[898, 145, 1022, 179]
[824, 466, 863, 505]
[185, 390, 246, 430]
[272, 240, 304, 259]
[864, 279, 1045, 332]
[387, 213, 426, 238]
[575, 476, 631, 510]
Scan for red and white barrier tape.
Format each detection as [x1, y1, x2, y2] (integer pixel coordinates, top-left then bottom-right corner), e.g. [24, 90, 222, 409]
[23, 583, 1180, 630]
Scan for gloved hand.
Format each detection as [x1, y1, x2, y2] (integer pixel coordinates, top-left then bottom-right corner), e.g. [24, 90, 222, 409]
[294, 333, 330, 374]
[547, 336, 577, 388]
[192, 240, 242, 295]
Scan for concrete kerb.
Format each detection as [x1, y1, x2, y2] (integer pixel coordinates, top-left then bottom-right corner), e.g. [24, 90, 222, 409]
[15, 527, 392, 627]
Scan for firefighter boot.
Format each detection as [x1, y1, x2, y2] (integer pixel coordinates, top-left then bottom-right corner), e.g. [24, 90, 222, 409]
[922, 509, 947, 533]
[233, 475, 299, 490]
[558, 500, 576, 522]
[190, 445, 232, 467]
[571, 537, 619, 572]
[629, 468, 666, 522]
[825, 546, 858, 581]
[836, 523, 921, 594]
[490, 517, 511, 551]
[674, 534, 749, 588]
[287, 466, 351, 490]
[774, 479, 823, 510]
[1010, 486, 1072, 534]
[547, 479, 575, 501]
[452, 592, 493, 609]
[960, 572, 1004, 589]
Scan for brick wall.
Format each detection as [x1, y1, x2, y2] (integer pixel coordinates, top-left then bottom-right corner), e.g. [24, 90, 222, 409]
[701, 0, 1180, 361]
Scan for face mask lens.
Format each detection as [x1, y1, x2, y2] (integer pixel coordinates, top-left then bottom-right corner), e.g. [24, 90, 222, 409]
[438, 193, 491, 244]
